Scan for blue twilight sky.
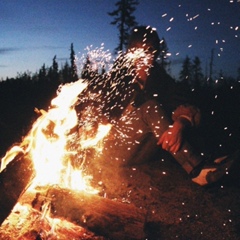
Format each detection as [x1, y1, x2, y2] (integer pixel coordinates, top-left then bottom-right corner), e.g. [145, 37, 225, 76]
[0, 0, 239, 80]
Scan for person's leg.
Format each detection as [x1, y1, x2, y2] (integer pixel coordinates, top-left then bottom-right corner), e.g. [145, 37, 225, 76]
[136, 99, 204, 173]
[100, 132, 158, 167]
[100, 99, 238, 186]
[130, 99, 239, 185]
[100, 99, 203, 172]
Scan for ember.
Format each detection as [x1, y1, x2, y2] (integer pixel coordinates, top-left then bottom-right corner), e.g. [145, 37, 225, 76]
[0, 203, 100, 239]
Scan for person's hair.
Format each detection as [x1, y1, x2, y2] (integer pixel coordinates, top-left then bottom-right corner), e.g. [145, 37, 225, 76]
[127, 26, 160, 59]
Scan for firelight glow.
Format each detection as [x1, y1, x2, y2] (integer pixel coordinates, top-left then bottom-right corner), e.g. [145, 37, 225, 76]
[0, 43, 154, 195]
[0, 79, 111, 193]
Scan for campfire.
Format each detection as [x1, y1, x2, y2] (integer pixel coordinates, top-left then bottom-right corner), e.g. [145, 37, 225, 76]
[0, 76, 146, 239]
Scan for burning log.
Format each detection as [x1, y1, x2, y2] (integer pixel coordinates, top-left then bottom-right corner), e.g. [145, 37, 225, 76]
[0, 152, 35, 225]
[22, 186, 147, 240]
[50, 187, 147, 239]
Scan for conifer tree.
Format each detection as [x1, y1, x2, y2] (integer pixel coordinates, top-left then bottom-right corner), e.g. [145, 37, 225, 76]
[179, 56, 192, 85]
[70, 43, 78, 82]
[38, 64, 48, 81]
[108, 0, 139, 53]
[237, 66, 240, 82]
[191, 56, 203, 88]
[158, 37, 170, 71]
[81, 56, 92, 80]
[52, 55, 58, 74]
[48, 55, 59, 82]
[60, 61, 71, 84]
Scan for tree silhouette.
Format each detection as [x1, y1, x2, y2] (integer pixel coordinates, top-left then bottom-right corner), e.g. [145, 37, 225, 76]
[179, 56, 192, 85]
[60, 61, 71, 83]
[58, 43, 78, 83]
[70, 43, 78, 82]
[81, 56, 93, 81]
[192, 56, 204, 88]
[158, 37, 171, 71]
[108, 0, 139, 53]
[81, 56, 101, 81]
[237, 66, 240, 82]
[48, 55, 59, 83]
[207, 48, 215, 87]
[38, 64, 48, 82]
[0, 41, 240, 167]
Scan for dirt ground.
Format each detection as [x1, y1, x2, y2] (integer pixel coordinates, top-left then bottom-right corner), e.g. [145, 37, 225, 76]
[1, 149, 240, 240]
[1, 152, 240, 240]
[87, 151, 240, 240]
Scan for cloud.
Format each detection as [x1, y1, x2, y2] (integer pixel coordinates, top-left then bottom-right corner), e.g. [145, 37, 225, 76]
[40, 45, 65, 50]
[0, 47, 20, 55]
[0, 65, 7, 68]
[0, 45, 64, 55]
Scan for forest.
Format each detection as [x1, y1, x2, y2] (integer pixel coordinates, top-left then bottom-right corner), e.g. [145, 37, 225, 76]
[0, 39, 240, 160]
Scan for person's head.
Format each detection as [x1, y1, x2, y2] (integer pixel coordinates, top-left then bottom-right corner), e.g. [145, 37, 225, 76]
[127, 26, 160, 86]
[127, 26, 160, 60]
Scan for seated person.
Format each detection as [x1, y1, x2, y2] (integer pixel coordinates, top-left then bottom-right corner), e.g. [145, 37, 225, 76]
[77, 26, 238, 186]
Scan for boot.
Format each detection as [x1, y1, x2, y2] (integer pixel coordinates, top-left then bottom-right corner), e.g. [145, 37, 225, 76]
[192, 150, 240, 186]
[172, 142, 239, 186]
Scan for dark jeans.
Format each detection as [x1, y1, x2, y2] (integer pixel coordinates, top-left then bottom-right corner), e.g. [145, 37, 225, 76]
[101, 99, 203, 174]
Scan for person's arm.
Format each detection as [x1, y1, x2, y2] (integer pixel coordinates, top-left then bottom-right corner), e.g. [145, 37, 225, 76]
[157, 117, 189, 153]
[172, 104, 201, 127]
[157, 104, 201, 153]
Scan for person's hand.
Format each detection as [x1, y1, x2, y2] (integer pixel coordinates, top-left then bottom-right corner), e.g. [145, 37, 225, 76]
[157, 118, 190, 153]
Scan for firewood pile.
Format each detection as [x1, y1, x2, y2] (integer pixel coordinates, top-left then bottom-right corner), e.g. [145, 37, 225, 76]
[0, 153, 147, 240]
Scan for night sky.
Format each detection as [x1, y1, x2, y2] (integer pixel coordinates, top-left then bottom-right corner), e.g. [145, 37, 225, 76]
[0, 0, 239, 80]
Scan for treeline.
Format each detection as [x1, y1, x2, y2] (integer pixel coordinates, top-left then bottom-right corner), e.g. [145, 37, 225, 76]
[0, 44, 79, 155]
[0, 43, 240, 158]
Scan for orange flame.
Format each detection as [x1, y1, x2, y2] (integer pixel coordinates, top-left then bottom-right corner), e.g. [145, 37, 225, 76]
[0, 79, 111, 193]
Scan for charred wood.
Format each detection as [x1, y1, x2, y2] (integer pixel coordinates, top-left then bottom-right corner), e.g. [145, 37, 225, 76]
[0, 153, 35, 225]
[49, 187, 146, 240]
[21, 186, 147, 240]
